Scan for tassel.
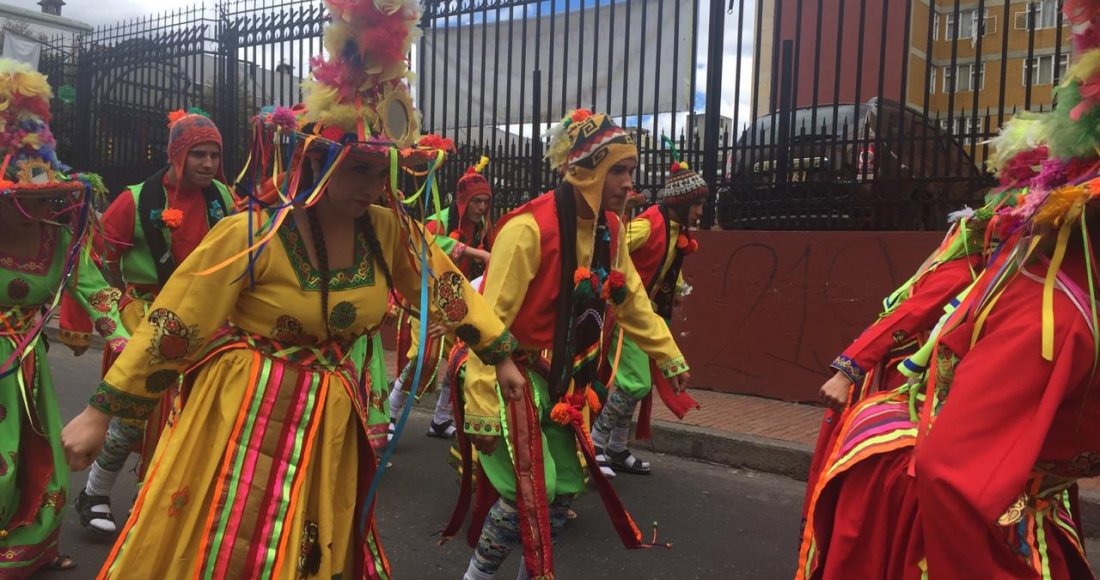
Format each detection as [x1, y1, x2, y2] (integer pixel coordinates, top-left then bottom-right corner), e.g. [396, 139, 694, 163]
[550, 401, 573, 425]
[473, 155, 490, 173]
[585, 387, 602, 415]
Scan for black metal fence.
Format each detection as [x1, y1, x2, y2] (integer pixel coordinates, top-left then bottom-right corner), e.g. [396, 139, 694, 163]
[37, 0, 1072, 230]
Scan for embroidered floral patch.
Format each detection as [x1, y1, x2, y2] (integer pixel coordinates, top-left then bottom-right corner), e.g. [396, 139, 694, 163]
[0, 453, 6, 477]
[145, 369, 180, 394]
[90, 382, 158, 419]
[6, 278, 29, 301]
[146, 308, 199, 365]
[297, 521, 321, 576]
[272, 315, 318, 346]
[169, 487, 190, 517]
[435, 271, 469, 325]
[328, 301, 358, 332]
[94, 317, 117, 337]
[463, 416, 502, 436]
[89, 288, 122, 313]
[40, 489, 66, 515]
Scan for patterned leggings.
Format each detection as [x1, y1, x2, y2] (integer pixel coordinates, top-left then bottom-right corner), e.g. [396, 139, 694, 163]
[470, 496, 574, 576]
[590, 389, 641, 452]
[95, 417, 144, 472]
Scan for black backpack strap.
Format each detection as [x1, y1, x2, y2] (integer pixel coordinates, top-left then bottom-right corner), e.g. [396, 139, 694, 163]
[136, 166, 175, 288]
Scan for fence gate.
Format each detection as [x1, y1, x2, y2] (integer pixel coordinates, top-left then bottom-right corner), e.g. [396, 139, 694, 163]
[37, 0, 1071, 229]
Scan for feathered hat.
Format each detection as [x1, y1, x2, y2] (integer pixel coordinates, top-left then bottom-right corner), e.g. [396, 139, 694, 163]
[0, 59, 82, 198]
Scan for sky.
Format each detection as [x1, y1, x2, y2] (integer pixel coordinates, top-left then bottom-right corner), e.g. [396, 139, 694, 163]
[5, 0, 755, 134]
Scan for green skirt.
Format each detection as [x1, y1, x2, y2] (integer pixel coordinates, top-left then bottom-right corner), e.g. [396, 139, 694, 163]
[479, 368, 585, 503]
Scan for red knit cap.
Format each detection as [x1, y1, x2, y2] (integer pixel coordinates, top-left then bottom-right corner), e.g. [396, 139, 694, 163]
[166, 109, 225, 184]
[455, 157, 492, 224]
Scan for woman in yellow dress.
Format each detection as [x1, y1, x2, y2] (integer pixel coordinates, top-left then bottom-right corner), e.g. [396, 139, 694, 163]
[59, 1, 524, 577]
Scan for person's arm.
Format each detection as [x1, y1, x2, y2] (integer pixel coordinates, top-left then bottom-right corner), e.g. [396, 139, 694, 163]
[458, 215, 539, 437]
[63, 212, 258, 469]
[830, 256, 979, 385]
[64, 227, 130, 352]
[611, 223, 688, 382]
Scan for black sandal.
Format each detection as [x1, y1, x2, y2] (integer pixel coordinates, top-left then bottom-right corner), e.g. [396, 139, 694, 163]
[75, 490, 116, 536]
[46, 554, 76, 571]
[426, 419, 457, 439]
[606, 448, 651, 475]
[593, 446, 617, 479]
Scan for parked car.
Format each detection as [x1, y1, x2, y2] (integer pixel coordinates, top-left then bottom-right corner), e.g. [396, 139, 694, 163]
[717, 98, 990, 230]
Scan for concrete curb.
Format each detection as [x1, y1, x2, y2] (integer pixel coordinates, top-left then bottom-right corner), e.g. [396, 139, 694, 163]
[50, 333, 1100, 537]
[641, 418, 1100, 538]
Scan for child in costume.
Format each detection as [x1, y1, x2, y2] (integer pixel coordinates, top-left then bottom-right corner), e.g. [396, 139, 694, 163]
[63, 109, 234, 536]
[455, 109, 690, 580]
[591, 141, 704, 475]
[59, 1, 525, 577]
[389, 157, 494, 441]
[0, 58, 130, 578]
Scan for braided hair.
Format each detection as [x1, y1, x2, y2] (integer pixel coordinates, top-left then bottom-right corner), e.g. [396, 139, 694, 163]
[305, 206, 332, 338]
[357, 208, 395, 297]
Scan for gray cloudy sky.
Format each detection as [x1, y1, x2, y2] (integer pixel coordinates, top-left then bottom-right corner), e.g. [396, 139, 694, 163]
[6, 0, 193, 26]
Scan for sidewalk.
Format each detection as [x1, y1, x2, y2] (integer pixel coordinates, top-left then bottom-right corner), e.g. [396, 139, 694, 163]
[47, 323, 1100, 535]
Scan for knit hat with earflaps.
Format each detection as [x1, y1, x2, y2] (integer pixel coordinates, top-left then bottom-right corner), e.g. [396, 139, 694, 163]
[544, 109, 637, 214]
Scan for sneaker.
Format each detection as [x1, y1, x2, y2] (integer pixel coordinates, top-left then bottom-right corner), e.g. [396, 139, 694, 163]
[426, 419, 457, 439]
[75, 490, 116, 535]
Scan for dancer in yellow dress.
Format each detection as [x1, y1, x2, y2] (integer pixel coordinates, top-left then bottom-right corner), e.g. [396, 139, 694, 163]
[59, 1, 525, 578]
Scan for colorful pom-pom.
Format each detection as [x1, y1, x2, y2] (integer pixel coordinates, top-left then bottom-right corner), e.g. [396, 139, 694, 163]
[570, 109, 593, 123]
[167, 109, 187, 127]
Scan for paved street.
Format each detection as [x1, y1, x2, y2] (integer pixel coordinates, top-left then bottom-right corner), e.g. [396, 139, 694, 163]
[38, 346, 807, 579]
[33, 345, 1100, 579]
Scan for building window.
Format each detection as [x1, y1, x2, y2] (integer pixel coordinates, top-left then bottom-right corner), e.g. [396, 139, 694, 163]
[1016, 1, 1061, 30]
[939, 116, 983, 135]
[946, 9, 992, 40]
[933, 14, 940, 41]
[943, 63, 985, 92]
[1024, 54, 1070, 86]
[929, 66, 936, 94]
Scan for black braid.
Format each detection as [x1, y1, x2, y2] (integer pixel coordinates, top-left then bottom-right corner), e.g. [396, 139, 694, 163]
[357, 209, 395, 297]
[305, 206, 331, 338]
[445, 197, 460, 235]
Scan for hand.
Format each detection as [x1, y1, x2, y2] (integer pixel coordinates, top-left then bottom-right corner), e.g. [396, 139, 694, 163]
[469, 434, 500, 455]
[427, 323, 449, 339]
[495, 357, 526, 401]
[819, 371, 853, 411]
[382, 304, 399, 326]
[466, 248, 491, 264]
[61, 406, 112, 471]
[667, 370, 691, 394]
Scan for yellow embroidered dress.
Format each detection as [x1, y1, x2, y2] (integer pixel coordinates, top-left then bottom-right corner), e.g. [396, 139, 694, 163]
[91, 208, 515, 579]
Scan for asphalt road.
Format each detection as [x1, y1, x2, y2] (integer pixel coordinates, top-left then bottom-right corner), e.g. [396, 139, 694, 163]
[37, 346, 807, 580]
[34, 346, 1100, 579]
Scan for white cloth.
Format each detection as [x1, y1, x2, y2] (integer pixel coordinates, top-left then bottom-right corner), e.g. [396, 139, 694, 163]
[2, 31, 41, 68]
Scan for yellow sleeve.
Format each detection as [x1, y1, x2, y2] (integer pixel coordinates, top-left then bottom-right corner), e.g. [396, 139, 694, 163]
[625, 216, 652, 254]
[613, 222, 689, 378]
[379, 207, 516, 366]
[90, 213, 257, 419]
[462, 213, 541, 436]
